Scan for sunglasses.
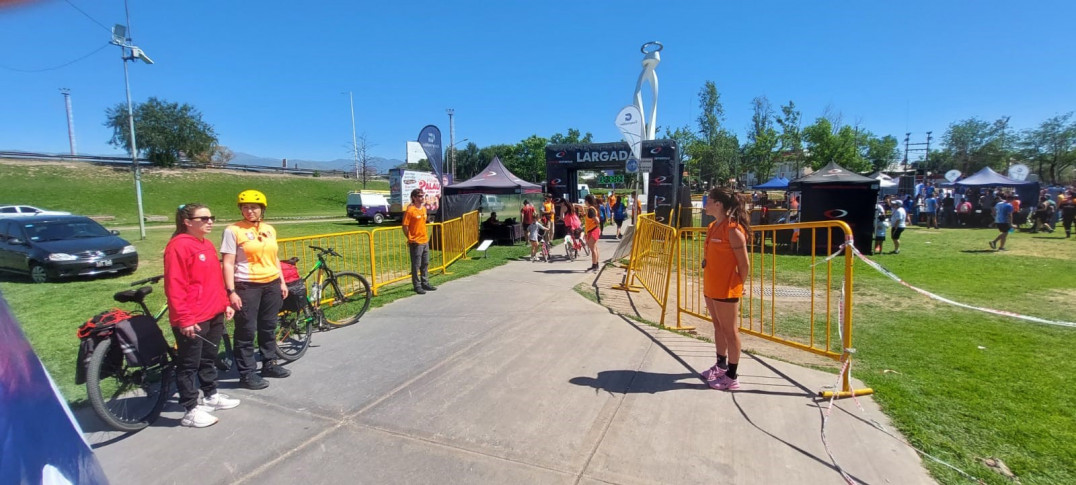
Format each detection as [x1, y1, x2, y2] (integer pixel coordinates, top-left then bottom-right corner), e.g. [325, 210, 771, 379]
[188, 216, 216, 222]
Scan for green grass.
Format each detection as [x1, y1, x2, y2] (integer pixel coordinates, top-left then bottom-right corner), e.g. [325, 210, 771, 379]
[0, 161, 387, 225]
[1, 218, 528, 405]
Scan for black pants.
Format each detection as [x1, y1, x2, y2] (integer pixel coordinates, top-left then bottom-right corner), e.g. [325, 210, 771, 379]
[1063, 209, 1075, 234]
[172, 313, 225, 411]
[234, 279, 283, 376]
[409, 242, 430, 290]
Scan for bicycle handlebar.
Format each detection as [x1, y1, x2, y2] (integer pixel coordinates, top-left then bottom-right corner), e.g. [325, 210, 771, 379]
[130, 274, 163, 286]
[307, 245, 342, 258]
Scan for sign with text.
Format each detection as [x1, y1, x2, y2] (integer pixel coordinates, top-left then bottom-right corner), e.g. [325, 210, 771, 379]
[638, 159, 654, 173]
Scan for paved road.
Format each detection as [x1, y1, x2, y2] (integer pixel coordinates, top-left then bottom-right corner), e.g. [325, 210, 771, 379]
[82, 234, 934, 484]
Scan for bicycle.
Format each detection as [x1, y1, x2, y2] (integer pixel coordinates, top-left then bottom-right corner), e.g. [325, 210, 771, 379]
[564, 227, 585, 261]
[278, 245, 372, 345]
[536, 225, 553, 262]
[82, 275, 174, 432]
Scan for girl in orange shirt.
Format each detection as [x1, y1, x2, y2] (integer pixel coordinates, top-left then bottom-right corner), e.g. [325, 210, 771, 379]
[699, 187, 751, 391]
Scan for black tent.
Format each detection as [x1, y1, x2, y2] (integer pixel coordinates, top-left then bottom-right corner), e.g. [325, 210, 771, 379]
[789, 162, 880, 255]
[442, 157, 543, 220]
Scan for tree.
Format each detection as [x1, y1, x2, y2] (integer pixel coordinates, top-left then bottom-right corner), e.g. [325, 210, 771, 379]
[549, 128, 593, 145]
[941, 117, 1012, 174]
[453, 142, 483, 180]
[744, 96, 780, 183]
[354, 134, 377, 188]
[512, 135, 549, 183]
[687, 81, 740, 187]
[865, 135, 899, 172]
[776, 101, 804, 174]
[663, 125, 697, 187]
[105, 97, 217, 167]
[1019, 112, 1076, 184]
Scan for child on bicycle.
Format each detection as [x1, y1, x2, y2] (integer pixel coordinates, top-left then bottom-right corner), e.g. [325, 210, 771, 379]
[164, 203, 240, 428]
[536, 213, 554, 262]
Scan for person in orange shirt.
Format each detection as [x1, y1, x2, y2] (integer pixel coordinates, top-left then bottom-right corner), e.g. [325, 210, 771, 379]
[541, 193, 555, 225]
[403, 188, 436, 294]
[699, 187, 751, 391]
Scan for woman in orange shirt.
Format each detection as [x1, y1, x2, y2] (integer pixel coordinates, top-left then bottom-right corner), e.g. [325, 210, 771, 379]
[699, 187, 751, 391]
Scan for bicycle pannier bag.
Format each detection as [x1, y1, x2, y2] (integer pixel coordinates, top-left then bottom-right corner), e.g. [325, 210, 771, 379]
[113, 315, 170, 367]
[281, 260, 301, 283]
[282, 279, 308, 312]
[75, 308, 132, 384]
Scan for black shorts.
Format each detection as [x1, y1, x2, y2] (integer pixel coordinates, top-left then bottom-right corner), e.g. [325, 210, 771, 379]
[891, 227, 905, 240]
[711, 297, 740, 303]
[997, 223, 1011, 233]
[874, 236, 886, 243]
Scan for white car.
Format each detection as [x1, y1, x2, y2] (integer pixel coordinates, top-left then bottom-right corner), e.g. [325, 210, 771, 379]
[0, 205, 72, 218]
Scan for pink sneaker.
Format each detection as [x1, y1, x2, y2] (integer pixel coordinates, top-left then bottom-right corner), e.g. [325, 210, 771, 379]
[708, 374, 740, 391]
[700, 364, 727, 381]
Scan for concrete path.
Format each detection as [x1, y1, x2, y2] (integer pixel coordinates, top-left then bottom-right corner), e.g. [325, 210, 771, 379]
[83, 232, 934, 484]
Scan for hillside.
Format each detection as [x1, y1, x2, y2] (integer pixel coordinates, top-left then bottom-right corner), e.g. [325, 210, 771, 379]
[0, 159, 388, 225]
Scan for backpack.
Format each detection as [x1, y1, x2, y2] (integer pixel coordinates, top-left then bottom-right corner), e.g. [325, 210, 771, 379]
[281, 259, 301, 283]
[112, 315, 170, 367]
[75, 309, 132, 385]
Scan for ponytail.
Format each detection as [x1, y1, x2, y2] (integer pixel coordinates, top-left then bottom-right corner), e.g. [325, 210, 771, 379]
[172, 203, 207, 238]
[707, 187, 751, 235]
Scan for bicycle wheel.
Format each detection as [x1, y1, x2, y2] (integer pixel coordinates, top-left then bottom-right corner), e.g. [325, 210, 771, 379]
[318, 271, 372, 326]
[276, 304, 314, 361]
[86, 338, 172, 432]
[567, 242, 578, 261]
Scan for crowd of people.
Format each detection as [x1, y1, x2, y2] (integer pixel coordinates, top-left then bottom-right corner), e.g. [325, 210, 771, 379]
[514, 191, 642, 270]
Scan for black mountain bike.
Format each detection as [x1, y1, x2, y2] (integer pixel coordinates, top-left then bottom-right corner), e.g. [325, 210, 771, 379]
[84, 275, 174, 432]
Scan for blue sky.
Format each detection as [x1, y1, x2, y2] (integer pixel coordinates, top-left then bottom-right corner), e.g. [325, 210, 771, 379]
[2, 0, 1074, 164]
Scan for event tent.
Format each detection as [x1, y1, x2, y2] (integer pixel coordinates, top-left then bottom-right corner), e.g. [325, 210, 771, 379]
[753, 176, 789, 190]
[441, 156, 543, 220]
[868, 171, 899, 195]
[789, 162, 880, 255]
[954, 167, 1039, 206]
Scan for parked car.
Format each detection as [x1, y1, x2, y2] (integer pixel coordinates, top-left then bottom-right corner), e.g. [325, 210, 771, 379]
[0, 215, 138, 283]
[346, 192, 392, 224]
[0, 205, 72, 218]
[480, 194, 505, 213]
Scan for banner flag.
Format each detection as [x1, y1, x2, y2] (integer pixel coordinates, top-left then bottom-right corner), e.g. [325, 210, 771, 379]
[615, 105, 644, 161]
[417, 125, 443, 182]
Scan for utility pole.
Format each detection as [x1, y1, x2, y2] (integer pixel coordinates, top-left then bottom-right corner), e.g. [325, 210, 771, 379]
[446, 109, 456, 179]
[903, 132, 910, 172]
[348, 91, 359, 179]
[60, 88, 77, 156]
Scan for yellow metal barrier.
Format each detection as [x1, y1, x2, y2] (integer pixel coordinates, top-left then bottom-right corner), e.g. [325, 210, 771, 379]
[618, 214, 680, 328]
[280, 211, 480, 296]
[675, 219, 869, 396]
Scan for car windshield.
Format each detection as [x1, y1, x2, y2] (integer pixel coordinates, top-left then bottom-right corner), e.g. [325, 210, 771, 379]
[23, 220, 111, 242]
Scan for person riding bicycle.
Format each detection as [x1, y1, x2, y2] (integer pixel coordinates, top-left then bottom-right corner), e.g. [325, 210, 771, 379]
[561, 199, 583, 249]
[165, 203, 240, 428]
[536, 213, 553, 262]
[221, 190, 291, 390]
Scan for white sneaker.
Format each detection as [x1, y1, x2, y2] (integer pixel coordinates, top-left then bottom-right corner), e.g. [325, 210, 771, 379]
[181, 406, 219, 428]
[201, 392, 240, 411]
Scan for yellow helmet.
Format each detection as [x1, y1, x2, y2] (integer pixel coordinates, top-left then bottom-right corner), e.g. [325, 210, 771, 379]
[237, 189, 267, 208]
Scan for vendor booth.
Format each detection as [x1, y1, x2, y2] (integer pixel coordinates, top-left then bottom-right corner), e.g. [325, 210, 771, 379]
[789, 162, 879, 255]
[954, 167, 1040, 227]
[443, 156, 542, 244]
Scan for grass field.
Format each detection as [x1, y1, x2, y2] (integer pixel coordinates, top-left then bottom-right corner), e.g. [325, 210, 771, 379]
[0, 160, 387, 226]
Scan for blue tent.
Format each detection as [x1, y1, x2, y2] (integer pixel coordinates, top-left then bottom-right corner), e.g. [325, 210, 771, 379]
[954, 167, 1039, 208]
[753, 176, 789, 189]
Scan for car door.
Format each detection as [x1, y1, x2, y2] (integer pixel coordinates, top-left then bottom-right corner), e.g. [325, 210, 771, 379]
[0, 220, 21, 272]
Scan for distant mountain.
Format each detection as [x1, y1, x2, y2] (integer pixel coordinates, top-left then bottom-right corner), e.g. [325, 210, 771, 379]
[231, 152, 401, 174]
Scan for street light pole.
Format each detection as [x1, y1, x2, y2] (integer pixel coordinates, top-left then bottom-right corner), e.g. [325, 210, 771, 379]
[60, 88, 77, 156]
[110, 23, 151, 240]
[446, 108, 455, 179]
[348, 91, 359, 179]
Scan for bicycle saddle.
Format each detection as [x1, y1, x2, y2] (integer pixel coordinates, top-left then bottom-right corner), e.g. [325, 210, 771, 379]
[114, 286, 152, 304]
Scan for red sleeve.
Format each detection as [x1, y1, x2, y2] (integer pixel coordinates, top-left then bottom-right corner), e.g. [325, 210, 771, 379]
[163, 239, 195, 328]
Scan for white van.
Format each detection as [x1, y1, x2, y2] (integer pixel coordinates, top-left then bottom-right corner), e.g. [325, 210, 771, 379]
[346, 192, 391, 224]
[480, 195, 505, 212]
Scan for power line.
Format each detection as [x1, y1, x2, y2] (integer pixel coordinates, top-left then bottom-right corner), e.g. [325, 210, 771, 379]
[63, 0, 113, 34]
[0, 42, 111, 72]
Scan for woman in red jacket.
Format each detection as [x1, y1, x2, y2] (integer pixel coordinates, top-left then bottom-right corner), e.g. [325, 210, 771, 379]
[164, 203, 239, 428]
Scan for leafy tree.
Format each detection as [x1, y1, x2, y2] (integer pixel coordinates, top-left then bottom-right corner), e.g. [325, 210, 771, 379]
[687, 81, 740, 187]
[744, 96, 780, 182]
[549, 128, 593, 145]
[512, 135, 548, 183]
[941, 117, 1013, 174]
[452, 142, 483, 180]
[105, 97, 217, 167]
[663, 125, 697, 187]
[775, 101, 804, 174]
[1019, 112, 1076, 184]
[864, 135, 899, 172]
